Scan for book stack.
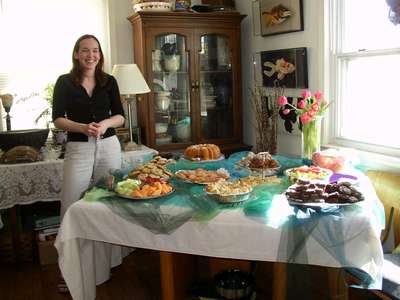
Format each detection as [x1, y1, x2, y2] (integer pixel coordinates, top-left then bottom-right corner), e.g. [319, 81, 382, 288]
[33, 215, 60, 242]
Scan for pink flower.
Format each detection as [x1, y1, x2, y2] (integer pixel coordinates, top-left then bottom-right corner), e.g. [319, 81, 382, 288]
[278, 95, 288, 106]
[307, 110, 316, 118]
[297, 100, 306, 109]
[314, 91, 323, 100]
[282, 108, 291, 115]
[301, 90, 312, 99]
[300, 113, 311, 124]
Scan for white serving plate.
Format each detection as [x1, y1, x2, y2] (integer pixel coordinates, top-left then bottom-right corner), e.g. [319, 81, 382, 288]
[181, 154, 225, 163]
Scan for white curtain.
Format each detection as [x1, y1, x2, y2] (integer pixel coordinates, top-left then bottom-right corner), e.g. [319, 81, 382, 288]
[0, 0, 110, 130]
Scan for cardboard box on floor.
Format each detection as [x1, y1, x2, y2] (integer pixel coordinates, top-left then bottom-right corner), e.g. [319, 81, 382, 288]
[38, 240, 58, 265]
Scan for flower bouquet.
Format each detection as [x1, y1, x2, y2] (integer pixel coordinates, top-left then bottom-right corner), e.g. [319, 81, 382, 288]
[277, 90, 330, 160]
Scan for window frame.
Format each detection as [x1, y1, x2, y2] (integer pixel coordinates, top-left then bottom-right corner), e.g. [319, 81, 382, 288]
[327, 0, 400, 162]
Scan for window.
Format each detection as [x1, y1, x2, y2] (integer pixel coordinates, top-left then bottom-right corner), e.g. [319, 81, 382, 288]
[0, 0, 110, 131]
[329, 0, 400, 158]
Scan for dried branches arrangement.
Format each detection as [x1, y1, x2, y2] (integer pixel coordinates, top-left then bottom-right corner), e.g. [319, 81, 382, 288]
[250, 84, 282, 154]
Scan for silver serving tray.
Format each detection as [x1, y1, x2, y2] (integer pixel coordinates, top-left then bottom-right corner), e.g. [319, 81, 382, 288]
[205, 190, 251, 204]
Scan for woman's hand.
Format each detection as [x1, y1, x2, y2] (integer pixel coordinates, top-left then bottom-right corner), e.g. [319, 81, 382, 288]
[85, 122, 104, 138]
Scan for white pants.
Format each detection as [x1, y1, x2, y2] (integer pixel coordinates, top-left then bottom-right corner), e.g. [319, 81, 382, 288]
[60, 135, 121, 219]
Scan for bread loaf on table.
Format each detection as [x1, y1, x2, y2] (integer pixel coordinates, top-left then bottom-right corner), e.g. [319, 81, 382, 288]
[184, 144, 221, 161]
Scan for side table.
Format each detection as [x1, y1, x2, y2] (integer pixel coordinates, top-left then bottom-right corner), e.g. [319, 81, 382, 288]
[0, 146, 157, 263]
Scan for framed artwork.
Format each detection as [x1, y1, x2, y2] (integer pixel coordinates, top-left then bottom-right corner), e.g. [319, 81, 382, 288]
[259, 0, 304, 36]
[261, 47, 308, 88]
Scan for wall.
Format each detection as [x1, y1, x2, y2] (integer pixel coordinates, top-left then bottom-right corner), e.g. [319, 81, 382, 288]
[110, 1, 324, 155]
[235, 0, 324, 156]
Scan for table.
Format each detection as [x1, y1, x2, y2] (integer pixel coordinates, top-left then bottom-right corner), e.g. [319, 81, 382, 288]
[55, 169, 385, 300]
[0, 146, 157, 261]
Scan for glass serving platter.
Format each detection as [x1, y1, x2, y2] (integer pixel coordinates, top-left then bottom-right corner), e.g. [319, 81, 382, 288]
[284, 166, 333, 182]
[174, 169, 229, 185]
[115, 188, 175, 200]
[235, 164, 280, 178]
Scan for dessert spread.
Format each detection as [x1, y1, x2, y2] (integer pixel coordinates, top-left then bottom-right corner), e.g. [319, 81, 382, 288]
[285, 180, 364, 204]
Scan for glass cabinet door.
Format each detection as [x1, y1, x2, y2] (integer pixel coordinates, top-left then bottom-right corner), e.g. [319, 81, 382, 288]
[152, 34, 191, 145]
[199, 34, 233, 140]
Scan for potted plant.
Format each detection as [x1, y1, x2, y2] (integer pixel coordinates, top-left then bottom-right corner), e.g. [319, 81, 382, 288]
[161, 43, 180, 72]
[35, 83, 67, 146]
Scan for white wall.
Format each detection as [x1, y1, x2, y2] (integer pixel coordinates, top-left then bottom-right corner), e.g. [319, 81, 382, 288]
[110, 1, 324, 155]
[236, 0, 324, 156]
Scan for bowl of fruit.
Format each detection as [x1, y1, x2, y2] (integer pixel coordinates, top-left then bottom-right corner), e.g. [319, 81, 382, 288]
[285, 165, 333, 183]
[114, 177, 174, 200]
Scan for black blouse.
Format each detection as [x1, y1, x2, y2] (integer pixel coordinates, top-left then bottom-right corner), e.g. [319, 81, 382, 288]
[52, 73, 125, 142]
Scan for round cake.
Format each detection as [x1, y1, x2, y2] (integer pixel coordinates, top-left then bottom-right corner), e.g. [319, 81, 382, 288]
[184, 144, 221, 161]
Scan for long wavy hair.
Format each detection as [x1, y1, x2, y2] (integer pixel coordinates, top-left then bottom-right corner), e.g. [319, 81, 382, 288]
[70, 34, 108, 86]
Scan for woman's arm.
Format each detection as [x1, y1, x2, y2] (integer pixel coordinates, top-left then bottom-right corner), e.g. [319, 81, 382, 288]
[96, 114, 125, 136]
[53, 117, 88, 134]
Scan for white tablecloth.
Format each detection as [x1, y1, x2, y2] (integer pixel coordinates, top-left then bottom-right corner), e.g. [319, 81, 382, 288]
[0, 146, 157, 228]
[55, 175, 385, 300]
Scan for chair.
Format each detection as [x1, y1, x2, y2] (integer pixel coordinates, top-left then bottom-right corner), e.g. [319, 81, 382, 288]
[349, 170, 400, 300]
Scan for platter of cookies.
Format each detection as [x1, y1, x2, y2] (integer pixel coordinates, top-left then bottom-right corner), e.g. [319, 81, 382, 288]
[128, 156, 174, 181]
[285, 179, 365, 208]
[175, 168, 229, 184]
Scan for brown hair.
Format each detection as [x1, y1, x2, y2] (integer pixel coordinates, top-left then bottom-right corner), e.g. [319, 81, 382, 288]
[70, 34, 108, 86]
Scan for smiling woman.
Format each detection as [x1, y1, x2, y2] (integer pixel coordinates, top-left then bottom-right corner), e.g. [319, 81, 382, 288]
[0, 0, 110, 131]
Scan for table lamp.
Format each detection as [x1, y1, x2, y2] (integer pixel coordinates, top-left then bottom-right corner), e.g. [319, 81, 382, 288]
[0, 73, 13, 131]
[112, 64, 150, 151]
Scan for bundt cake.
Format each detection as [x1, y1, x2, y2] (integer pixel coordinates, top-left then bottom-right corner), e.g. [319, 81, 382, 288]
[184, 144, 221, 161]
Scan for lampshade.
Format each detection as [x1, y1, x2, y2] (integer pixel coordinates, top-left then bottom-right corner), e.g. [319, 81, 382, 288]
[111, 64, 150, 95]
[0, 73, 9, 93]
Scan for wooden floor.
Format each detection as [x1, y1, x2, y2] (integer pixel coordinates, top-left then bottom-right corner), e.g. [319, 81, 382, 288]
[0, 249, 161, 300]
[0, 248, 381, 300]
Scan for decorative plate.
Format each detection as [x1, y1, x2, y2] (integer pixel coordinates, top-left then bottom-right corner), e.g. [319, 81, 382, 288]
[133, 2, 172, 12]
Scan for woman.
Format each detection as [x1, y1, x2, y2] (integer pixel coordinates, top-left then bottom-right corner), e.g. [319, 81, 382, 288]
[52, 34, 125, 219]
[52, 34, 126, 293]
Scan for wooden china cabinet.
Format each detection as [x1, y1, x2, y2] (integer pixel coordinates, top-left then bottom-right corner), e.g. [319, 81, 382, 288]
[128, 11, 251, 155]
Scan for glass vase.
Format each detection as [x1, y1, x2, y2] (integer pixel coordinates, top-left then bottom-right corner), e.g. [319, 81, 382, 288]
[301, 117, 322, 161]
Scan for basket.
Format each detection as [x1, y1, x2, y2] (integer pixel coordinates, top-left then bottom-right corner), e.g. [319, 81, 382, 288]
[0, 129, 49, 152]
[133, 1, 172, 12]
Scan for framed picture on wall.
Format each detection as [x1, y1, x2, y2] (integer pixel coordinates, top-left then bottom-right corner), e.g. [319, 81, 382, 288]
[261, 47, 308, 88]
[259, 0, 304, 36]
